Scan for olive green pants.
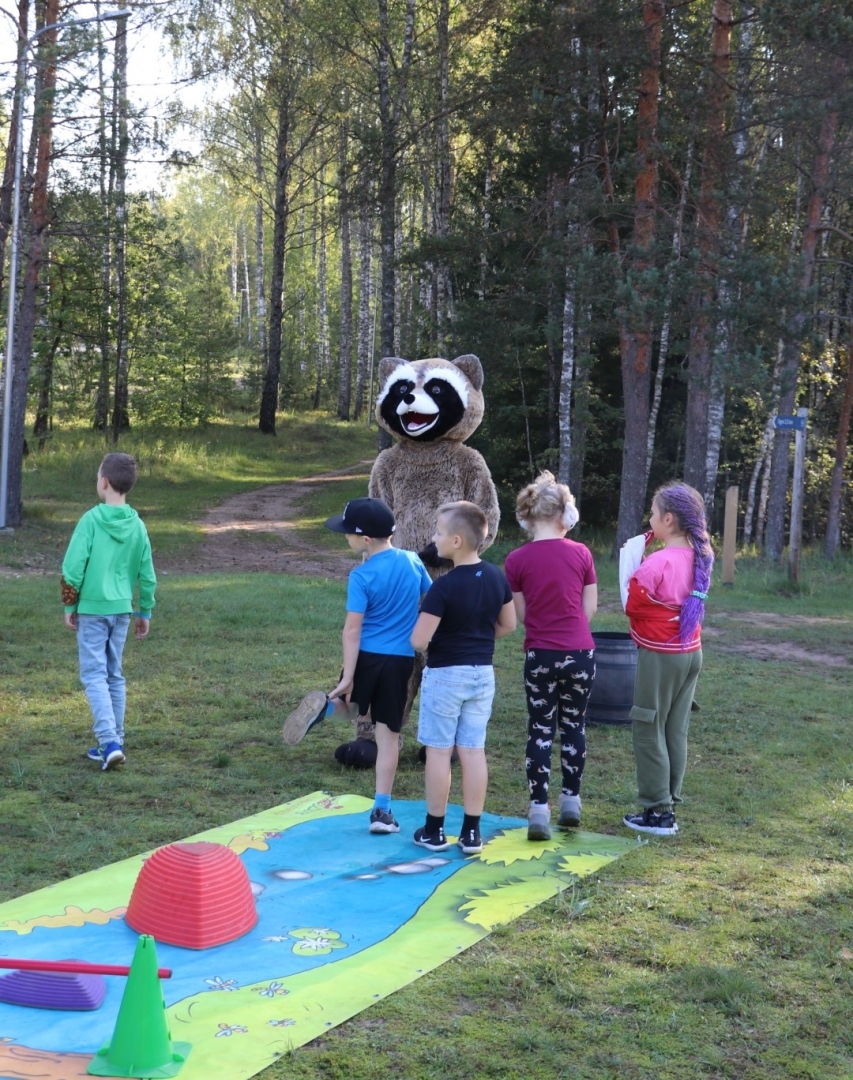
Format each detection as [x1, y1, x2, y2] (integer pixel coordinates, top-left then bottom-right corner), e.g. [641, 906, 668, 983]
[630, 647, 702, 811]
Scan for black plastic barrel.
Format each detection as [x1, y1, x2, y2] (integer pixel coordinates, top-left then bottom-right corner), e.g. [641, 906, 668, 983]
[586, 632, 637, 726]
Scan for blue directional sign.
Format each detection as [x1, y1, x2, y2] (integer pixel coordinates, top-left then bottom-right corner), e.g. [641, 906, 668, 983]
[773, 415, 807, 431]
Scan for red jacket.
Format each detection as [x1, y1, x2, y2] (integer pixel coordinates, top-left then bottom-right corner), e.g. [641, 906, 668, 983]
[626, 578, 701, 653]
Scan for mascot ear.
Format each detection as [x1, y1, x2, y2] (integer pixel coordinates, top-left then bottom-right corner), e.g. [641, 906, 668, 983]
[378, 356, 409, 385]
[452, 354, 483, 391]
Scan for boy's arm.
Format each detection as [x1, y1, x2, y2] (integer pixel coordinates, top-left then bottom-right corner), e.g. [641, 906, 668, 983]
[411, 612, 441, 653]
[329, 611, 364, 702]
[494, 600, 517, 639]
[511, 590, 526, 624]
[135, 531, 157, 617]
[60, 515, 93, 619]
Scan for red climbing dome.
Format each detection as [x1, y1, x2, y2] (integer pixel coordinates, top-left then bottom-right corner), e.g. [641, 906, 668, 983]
[126, 841, 257, 949]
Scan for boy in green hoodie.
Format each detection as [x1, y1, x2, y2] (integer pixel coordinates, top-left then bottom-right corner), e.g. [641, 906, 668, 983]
[61, 453, 156, 770]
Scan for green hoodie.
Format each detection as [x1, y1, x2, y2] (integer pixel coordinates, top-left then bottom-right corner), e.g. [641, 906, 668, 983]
[61, 504, 156, 616]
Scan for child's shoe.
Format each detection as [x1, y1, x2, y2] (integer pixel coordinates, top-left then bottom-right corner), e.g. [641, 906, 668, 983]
[413, 825, 451, 851]
[457, 827, 483, 855]
[100, 741, 125, 771]
[557, 794, 582, 829]
[622, 808, 678, 836]
[368, 807, 400, 834]
[283, 691, 328, 745]
[87, 746, 105, 763]
[527, 803, 551, 841]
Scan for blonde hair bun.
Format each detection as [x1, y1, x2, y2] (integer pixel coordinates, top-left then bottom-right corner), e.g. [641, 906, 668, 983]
[516, 470, 579, 531]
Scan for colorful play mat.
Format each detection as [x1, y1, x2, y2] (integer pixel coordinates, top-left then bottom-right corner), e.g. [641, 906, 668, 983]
[0, 792, 632, 1080]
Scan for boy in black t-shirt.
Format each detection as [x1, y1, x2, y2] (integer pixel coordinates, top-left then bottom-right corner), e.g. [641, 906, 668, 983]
[410, 501, 516, 855]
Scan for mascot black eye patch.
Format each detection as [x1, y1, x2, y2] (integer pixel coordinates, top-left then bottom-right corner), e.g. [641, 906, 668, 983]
[379, 372, 466, 442]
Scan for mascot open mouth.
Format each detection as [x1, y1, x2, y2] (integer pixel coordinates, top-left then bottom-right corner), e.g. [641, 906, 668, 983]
[402, 412, 439, 435]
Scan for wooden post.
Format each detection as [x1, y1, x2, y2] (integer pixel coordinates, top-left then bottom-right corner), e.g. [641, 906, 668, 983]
[788, 407, 809, 582]
[722, 484, 738, 586]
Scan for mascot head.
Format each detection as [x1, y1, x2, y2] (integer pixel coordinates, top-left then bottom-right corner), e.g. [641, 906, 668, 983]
[375, 354, 485, 444]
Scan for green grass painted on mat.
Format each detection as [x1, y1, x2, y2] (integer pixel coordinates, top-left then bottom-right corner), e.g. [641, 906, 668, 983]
[1, 416, 853, 1079]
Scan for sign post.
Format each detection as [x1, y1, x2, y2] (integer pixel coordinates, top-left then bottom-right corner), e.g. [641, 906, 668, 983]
[721, 485, 738, 586]
[781, 407, 809, 582]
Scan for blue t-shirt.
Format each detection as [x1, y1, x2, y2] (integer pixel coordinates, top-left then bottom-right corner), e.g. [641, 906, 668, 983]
[346, 547, 432, 656]
[420, 561, 513, 667]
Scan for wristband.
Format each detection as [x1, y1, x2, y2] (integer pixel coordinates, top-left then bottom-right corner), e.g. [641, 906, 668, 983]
[133, 612, 151, 619]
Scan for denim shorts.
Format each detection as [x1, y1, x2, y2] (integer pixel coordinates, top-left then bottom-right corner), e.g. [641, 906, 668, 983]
[417, 664, 496, 749]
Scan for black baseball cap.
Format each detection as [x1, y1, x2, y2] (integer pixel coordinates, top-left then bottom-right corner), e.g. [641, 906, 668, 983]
[325, 497, 396, 538]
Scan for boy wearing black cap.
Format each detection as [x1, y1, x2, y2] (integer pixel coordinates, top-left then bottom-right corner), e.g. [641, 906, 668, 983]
[283, 497, 431, 834]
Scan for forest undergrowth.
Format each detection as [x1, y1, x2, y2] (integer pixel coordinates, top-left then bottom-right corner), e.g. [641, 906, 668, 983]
[1, 418, 852, 1079]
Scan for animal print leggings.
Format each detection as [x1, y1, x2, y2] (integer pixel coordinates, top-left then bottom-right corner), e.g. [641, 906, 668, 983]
[524, 648, 596, 803]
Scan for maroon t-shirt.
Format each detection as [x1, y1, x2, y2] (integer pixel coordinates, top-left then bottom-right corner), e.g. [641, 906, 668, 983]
[504, 537, 597, 651]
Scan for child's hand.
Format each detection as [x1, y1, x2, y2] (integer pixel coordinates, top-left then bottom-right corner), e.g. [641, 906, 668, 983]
[64, 612, 78, 631]
[134, 616, 150, 640]
[329, 675, 354, 703]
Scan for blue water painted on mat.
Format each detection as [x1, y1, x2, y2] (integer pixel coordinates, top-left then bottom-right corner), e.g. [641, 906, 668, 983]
[0, 802, 524, 1054]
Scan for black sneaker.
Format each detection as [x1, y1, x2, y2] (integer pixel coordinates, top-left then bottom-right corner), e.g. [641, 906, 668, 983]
[282, 691, 328, 746]
[413, 825, 451, 851]
[369, 807, 400, 834]
[457, 828, 483, 855]
[622, 809, 679, 836]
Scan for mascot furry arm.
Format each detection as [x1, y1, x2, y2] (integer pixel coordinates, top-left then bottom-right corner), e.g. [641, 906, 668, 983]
[368, 354, 499, 552]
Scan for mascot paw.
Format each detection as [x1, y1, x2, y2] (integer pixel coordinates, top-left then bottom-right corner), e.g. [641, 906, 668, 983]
[335, 739, 378, 768]
[418, 542, 454, 570]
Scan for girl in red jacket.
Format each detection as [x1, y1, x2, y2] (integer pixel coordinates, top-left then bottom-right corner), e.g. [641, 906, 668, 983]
[622, 482, 713, 836]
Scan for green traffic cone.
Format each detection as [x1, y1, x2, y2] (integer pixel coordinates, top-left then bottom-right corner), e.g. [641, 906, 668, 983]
[88, 935, 191, 1078]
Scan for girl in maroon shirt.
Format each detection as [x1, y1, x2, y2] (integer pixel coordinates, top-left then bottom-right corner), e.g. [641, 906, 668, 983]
[504, 471, 597, 841]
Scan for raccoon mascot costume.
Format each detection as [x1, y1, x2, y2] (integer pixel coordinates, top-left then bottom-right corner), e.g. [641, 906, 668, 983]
[334, 353, 500, 766]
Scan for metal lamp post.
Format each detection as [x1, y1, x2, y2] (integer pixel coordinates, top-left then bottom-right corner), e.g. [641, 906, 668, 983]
[0, 8, 131, 530]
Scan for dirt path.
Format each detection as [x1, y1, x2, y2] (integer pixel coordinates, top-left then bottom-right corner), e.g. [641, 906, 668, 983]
[159, 462, 372, 579]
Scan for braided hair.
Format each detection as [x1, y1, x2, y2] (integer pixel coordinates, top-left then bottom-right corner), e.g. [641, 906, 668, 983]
[653, 482, 713, 646]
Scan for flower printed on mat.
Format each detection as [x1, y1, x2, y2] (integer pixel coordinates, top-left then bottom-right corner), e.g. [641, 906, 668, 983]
[268, 1018, 296, 1027]
[205, 976, 239, 992]
[288, 927, 348, 956]
[253, 981, 289, 998]
[215, 1023, 248, 1037]
[315, 797, 344, 810]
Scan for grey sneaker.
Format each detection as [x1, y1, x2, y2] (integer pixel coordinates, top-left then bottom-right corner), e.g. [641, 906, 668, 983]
[527, 803, 551, 841]
[369, 807, 400, 834]
[557, 794, 582, 828]
[283, 691, 328, 745]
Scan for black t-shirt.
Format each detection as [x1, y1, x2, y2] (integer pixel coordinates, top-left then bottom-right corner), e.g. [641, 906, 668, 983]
[421, 561, 513, 668]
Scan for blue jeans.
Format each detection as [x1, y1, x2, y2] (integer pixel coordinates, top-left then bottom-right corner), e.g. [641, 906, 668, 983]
[77, 615, 130, 747]
[417, 665, 496, 749]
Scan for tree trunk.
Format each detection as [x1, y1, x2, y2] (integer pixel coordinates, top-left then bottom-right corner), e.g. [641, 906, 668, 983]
[259, 86, 291, 435]
[823, 343, 853, 558]
[683, 0, 733, 492]
[110, 13, 130, 442]
[314, 178, 329, 410]
[241, 220, 252, 345]
[615, 0, 664, 549]
[703, 4, 755, 520]
[435, 0, 451, 352]
[34, 254, 64, 448]
[354, 204, 372, 419]
[376, 0, 415, 449]
[646, 133, 695, 490]
[764, 53, 847, 560]
[337, 122, 353, 420]
[0, 0, 30, 308]
[5, 0, 58, 527]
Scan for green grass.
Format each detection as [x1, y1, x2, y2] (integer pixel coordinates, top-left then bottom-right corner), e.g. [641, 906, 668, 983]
[2, 418, 853, 1079]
